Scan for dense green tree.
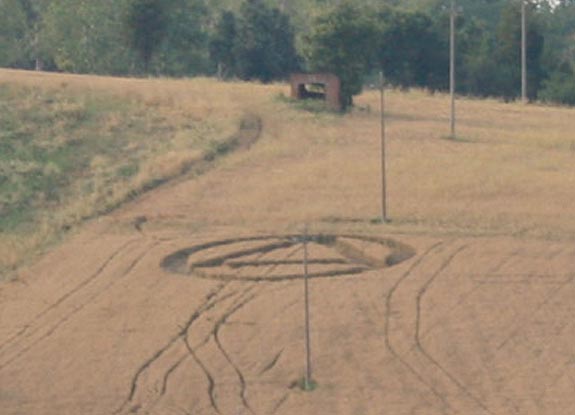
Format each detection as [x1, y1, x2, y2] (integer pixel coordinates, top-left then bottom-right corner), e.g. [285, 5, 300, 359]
[459, 25, 499, 96]
[234, 0, 299, 82]
[0, 0, 52, 69]
[0, 0, 29, 67]
[492, 0, 545, 100]
[541, 0, 575, 69]
[125, 0, 169, 72]
[376, 7, 447, 90]
[153, 0, 210, 76]
[305, 1, 378, 108]
[539, 65, 575, 105]
[41, 0, 134, 74]
[209, 11, 237, 78]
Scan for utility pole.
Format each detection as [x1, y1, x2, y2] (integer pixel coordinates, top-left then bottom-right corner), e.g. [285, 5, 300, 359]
[379, 71, 388, 223]
[302, 225, 312, 390]
[450, 0, 456, 138]
[521, 0, 528, 103]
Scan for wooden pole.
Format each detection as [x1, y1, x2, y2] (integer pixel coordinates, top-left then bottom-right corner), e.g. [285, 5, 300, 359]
[521, 0, 528, 103]
[450, 0, 456, 138]
[380, 71, 388, 223]
[303, 225, 312, 389]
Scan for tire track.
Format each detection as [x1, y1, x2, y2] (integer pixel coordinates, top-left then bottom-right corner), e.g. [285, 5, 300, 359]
[160, 355, 189, 396]
[415, 246, 468, 346]
[416, 245, 574, 414]
[383, 241, 454, 412]
[213, 288, 259, 415]
[0, 240, 158, 371]
[115, 282, 235, 414]
[149, 287, 248, 415]
[421, 247, 564, 340]
[385, 241, 496, 414]
[182, 283, 262, 415]
[259, 349, 284, 375]
[487, 248, 523, 275]
[162, 246, 297, 413]
[0, 237, 139, 354]
[125, 237, 338, 415]
[124, 241, 292, 415]
[201, 243, 304, 415]
[465, 299, 520, 414]
[496, 271, 575, 352]
[414, 245, 496, 415]
[270, 393, 289, 414]
[183, 335, 221, 415]
[420, 283, 482, 339]
[156, 289, 242, 402]
[464, 247, 523, 284]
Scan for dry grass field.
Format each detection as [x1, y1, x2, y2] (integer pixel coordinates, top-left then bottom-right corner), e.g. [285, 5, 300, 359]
[1, 69, 575, 415]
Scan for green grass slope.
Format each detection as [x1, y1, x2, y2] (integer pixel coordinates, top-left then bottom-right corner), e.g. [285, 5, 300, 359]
[0, 74, 241, 277]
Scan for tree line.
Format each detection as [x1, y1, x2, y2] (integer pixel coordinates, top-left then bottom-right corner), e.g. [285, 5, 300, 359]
[2, 0, 575, 107]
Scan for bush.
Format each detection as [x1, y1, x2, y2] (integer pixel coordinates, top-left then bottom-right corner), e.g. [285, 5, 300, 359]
[539, 71, 575, 106]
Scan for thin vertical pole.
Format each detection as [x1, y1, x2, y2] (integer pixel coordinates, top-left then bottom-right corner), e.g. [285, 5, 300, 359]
[450, 0, 456, 138]
[521, 0, 528, 103]
[379, 71, 388, 223]
[303, 225, 312, 389]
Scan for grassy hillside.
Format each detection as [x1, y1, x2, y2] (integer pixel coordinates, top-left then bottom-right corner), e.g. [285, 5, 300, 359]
[0, 69, 277, 276]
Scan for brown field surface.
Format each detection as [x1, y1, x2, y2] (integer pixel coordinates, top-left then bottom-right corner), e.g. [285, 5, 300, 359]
[1, 69, 575, 415]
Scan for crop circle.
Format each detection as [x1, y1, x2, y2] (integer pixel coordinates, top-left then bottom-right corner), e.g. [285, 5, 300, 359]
[161, 234, 415, 282]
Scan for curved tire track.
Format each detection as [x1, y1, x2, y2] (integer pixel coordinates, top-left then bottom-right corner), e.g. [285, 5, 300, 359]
[0, 240, 158, 371]
[183, 336, 221, 415]
[414, 245, 496, 415]
[0, 238, 139, 355]
[212, 287, 259, 415]
[385, 241, 494, 414]
[119, 242, 297, 415]
[384, 241, 454, 412]
[115, 282, 234, 414]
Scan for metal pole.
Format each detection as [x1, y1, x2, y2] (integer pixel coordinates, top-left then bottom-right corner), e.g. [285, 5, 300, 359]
[521, 0, 528, 103]
[450, 0, 456, 138]
[379, 71, 388, 223]
[303, 225, 312, 389]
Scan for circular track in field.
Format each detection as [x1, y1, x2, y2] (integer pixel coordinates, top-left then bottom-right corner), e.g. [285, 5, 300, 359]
[161, 234, 415, 282]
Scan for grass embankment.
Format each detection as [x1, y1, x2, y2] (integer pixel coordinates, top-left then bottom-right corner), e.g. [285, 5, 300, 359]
[0, 70, 271, 277]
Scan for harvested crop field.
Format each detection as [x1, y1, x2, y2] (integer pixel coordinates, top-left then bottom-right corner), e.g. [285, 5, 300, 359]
[2, 70, 575, 415]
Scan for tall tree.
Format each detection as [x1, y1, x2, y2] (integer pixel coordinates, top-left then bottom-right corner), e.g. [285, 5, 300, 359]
[234, 0, 300, 82]
[125, 0, 169, 73]
[0, 0, 51, 69]
[209, 11, 237, 78]
[376, 7, 447, 90]
[153, 0, 210, 76]
[41, 0, 134, 74]
[0, 0, 29, 67]
[17, 0, 42, 68]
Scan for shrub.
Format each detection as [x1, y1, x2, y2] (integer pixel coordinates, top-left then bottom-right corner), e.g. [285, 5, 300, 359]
[539, 71, 575, 106]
